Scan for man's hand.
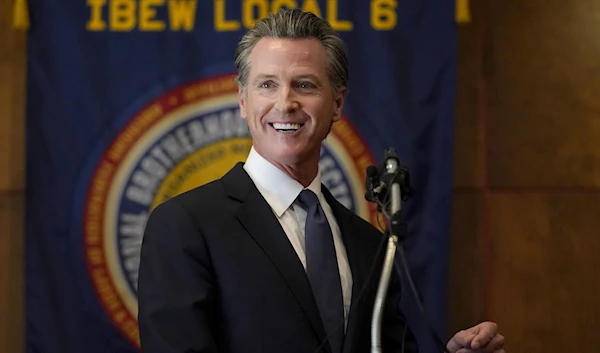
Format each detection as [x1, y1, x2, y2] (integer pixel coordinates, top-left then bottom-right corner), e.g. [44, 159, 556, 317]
[446, 321, 505, 353]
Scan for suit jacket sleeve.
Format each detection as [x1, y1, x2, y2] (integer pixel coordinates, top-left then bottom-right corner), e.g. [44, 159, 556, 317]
[137, 200, 218, 353]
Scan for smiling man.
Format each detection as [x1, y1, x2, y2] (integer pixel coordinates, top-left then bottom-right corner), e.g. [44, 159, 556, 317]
[239, 34, 344, 187]
[137, 8, 506, 353]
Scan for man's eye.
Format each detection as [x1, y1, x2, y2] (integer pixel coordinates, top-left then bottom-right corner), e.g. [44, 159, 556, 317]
[298, 82, 315, 89]
[260, 81, 273, 88]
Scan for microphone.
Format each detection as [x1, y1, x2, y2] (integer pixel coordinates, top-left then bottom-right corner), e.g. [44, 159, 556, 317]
[368, 148, 408, 353]
[381, 148, 402, 218]
[365, 148, 450, 353]
[365, 165, 382, 210]
[364, 148, 413, 226]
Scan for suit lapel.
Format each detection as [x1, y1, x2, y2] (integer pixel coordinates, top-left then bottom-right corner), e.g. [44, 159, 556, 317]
[222, 164, 330, 352]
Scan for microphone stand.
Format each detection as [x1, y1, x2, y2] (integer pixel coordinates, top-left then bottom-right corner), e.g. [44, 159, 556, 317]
[368, 149, 410, 353]
[367, 148, 452, 353]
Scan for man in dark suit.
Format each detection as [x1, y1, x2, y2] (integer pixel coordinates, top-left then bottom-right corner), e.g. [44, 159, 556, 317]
[137, 8, 506, 353]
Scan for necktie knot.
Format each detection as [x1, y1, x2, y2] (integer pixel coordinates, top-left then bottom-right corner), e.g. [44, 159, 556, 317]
[297, 189, 327, 223]
[297, 189, 319, 209]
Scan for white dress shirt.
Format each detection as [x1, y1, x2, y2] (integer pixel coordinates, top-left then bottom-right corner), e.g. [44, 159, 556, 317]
[243, 146, 353, 327]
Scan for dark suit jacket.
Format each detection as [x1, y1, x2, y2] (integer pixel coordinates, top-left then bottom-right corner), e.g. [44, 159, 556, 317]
[138, 162, 418, 353]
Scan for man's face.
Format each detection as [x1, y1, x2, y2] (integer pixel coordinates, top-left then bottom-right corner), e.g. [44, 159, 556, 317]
[239, 37, 346, 166]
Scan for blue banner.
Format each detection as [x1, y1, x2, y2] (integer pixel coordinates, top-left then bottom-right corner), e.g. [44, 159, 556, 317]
[25, 1, 455, 352]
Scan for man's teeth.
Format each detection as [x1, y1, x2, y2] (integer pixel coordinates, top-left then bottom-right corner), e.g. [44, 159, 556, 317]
[272, 123, 302, 131]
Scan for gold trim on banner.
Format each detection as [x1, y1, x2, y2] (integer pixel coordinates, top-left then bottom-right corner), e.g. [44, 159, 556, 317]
[12, 0, 30, 30]
[456, 0, 471, 24]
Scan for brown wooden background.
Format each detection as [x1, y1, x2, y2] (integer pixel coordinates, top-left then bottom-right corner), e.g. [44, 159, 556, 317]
[1, 0, 27, 352]
[1, 0, 599, 352]
[448, 0, 600, 352]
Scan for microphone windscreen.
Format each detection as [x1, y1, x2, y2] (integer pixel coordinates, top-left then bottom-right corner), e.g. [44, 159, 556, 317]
[367, 165, 379, 177]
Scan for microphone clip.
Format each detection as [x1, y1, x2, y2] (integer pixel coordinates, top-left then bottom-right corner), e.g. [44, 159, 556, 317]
[364, 148, 414, 211]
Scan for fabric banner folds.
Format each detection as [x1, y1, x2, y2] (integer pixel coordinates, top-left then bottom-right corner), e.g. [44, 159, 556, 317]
[25, 1, 456, 352]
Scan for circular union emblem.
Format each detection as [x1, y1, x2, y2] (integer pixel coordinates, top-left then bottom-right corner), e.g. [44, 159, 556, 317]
[82, 75, 378, 349]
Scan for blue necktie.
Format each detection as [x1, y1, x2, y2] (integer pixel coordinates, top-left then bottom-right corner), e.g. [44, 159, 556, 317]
[298, 189, 344, 353]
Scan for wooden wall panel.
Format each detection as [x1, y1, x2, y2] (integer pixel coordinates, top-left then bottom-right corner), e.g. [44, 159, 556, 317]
[453, 0, 485, 189]
[448, 192, 486, 333]
[0, 59, 26, 191]
[490, 193, 600, 352]
[0, 0, 27, 190]
[0, 195, 25, 353]
[486, 0, 600, 188]
[449, 0, 487, 337]
[451, 0, 600, 351]
[0, 1, 27, 353]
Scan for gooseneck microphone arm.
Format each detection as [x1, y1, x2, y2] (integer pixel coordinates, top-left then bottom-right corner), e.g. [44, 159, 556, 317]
[368, 148, 406, 353]
[366, 148, 450, 353]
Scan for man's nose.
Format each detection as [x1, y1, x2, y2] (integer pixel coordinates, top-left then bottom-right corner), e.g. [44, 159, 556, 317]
[275, 86, 299, 113]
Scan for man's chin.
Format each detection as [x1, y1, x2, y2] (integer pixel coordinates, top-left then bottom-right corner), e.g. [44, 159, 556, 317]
[267, 149, 315, 165]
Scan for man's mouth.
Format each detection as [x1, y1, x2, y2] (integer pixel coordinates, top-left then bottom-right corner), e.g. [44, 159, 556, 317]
[269, 122, 304, 133]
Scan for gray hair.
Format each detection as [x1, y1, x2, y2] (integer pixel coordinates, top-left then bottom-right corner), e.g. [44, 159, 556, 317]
[234, 8, 349, 96]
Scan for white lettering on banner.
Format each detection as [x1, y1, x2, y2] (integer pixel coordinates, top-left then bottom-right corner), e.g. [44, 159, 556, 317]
[124, 108, 246, 207]
[320, 155, 352, 209]
[119, 212, 147, 290]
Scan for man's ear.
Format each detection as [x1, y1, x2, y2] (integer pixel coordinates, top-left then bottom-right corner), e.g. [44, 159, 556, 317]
[238, 87, 247, 119]
[333, 86, 347, 122]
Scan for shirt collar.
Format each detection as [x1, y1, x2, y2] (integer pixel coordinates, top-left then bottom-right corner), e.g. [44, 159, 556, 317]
[243, 146, 323, 217]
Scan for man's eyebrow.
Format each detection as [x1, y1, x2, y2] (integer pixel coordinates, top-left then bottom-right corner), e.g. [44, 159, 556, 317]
[252, 74, 277, 84]
[294, 74, 322, 84]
